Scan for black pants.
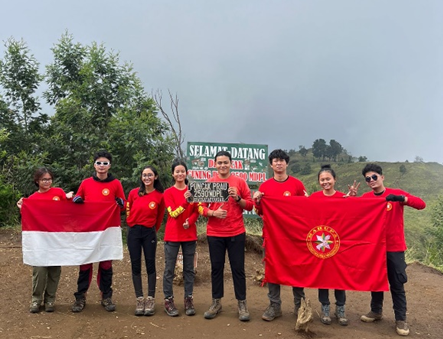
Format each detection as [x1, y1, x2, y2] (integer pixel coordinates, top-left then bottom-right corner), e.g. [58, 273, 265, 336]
[208, 232, 246, 300]
[127, 225, 157, 298]
[370, 251, 408, 321]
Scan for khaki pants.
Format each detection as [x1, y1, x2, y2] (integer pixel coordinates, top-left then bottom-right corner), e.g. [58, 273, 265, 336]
[32, 266, 61, 304]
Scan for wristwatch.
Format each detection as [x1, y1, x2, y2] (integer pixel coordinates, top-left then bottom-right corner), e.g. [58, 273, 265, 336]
[236, 195, 241, 202]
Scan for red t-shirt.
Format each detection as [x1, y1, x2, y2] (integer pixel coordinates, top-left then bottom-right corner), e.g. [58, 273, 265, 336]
[199, 174, 253, 237]
[28, 187, 67, 201]
[126, 188, 165, 231]
[361, 188, 426, 251]
[309, 190, 346, 199]
[163, 186, 198, 242]
[254, 176, 306, 239]
[76, 177, 125, 203]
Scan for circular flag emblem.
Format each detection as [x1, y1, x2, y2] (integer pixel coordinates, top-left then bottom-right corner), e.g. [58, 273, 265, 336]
[386, 202, 392, 211]
[283, 191, 291, 196]
[102, 188, 110, 196]
[149, 201, 156, 209]
[53, 196, 60, 201]
[306, 225, 340, 259]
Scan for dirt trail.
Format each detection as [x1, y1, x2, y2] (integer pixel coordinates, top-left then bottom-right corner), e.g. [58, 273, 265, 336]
[0, 229, 441, 338]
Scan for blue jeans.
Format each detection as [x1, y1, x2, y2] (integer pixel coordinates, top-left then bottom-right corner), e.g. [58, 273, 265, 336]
[163, 241, 197, 298]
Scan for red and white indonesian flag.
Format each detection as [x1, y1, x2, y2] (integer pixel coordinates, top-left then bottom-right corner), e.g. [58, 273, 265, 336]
[261, 196, 389, 292]
[21, 200, 123, 266]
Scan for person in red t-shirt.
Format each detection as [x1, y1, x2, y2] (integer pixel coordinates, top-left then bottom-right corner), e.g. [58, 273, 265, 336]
[253, 149, 306, 322]
[162, 159, 199, 317]
[126, 165, 165, 317]
[309, 164, 359, 327]
[17, 167, 73, 313]
[359, 163, 425, 337]
[71, 150, 126, 313]
[198, 151, 254, 322]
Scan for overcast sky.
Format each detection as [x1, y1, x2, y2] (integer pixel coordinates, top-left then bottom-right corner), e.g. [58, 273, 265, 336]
[1, 0, 442, 162]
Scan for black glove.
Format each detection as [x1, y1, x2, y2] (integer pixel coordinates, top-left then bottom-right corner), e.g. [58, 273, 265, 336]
[386, 194, 405, 202]
[73, 196, 84, 204]
[116, 197, 124, 207]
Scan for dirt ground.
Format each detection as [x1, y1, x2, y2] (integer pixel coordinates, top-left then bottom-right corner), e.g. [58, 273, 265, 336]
[0, 228, 442, 339]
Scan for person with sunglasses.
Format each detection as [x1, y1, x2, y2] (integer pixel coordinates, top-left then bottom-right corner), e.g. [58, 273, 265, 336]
[71, 150, 126, 313]
[17, 167, 73, 313]
[125, 165, 165, 317]
[359, 163, 425, 336]
[308, 164, 359, 326]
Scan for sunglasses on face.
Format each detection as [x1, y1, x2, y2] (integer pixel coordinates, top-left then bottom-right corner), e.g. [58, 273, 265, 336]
[95, 161, 110, 166]
[365, 174, 378, 182]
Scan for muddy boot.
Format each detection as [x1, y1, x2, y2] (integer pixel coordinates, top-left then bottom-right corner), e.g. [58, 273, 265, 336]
[262, 302, 282, 321]
[335, 305, 349, 326]
[204, 298, 222, 319]
[320, 304, 332, 325]
[238, 300, 250, 322]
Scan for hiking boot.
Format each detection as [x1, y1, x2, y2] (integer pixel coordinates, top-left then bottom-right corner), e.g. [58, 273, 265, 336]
[361, 310, 383, 322]
[72, 298, 86, 313]
[262, 302, 282, 321]
[184, 295, 196, 316]
[320, 304, 332, 325]
[164, 297, 179, 317]
[396, 320, 410, 336]
[101, 297, 116, 312]
[45, 302, 55, 313]
[29, 301, 40, 313]
[135, 297, 145, 316]
[144, 296, 155, 316]
[238, 300, 250, 322]
[335, 305, 348, 326]
[204, 298, 222, 319]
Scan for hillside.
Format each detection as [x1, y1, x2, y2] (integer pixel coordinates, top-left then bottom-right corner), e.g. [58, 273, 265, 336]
[287, 159, 443, 263]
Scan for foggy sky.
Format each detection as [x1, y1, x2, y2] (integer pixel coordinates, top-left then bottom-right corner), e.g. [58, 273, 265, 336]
[1, 0, 442, 162]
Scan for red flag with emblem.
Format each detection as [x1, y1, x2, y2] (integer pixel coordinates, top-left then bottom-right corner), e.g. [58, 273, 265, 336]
[261, 196, 388, 291]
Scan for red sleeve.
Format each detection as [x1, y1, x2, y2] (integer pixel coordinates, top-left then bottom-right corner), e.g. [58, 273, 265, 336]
[156, 195, 165, 232]
[404, 192, 426, 210]
[187, 203, 200, 225]
[239, 180, 253, 211]
[164, 188, 190, 218]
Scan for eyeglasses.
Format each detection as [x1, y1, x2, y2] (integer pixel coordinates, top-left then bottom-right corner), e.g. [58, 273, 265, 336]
[40, 178, 53, 183]
[365, 174, 378, 182]
[95, 161, 110, 166]
[142, 173, 155, 178]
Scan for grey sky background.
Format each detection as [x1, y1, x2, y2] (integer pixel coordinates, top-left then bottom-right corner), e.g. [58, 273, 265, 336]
[1, 0, 442, 162]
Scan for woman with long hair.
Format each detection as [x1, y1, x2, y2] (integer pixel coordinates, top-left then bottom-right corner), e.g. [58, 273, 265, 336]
[126, 166, 165, 316]
[162, 159, 199, 317]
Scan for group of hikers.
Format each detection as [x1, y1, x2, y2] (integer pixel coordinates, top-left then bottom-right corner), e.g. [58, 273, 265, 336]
[17, 148, 425, 337]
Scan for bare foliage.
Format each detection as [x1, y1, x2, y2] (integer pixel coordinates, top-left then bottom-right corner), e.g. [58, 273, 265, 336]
[153, 89, 184, 159]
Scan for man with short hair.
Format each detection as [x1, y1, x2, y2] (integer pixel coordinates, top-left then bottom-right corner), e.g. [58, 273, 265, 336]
[71, 150, 126, 313]
[253, 149, 306, 322]
[360, 163, 425, 337]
